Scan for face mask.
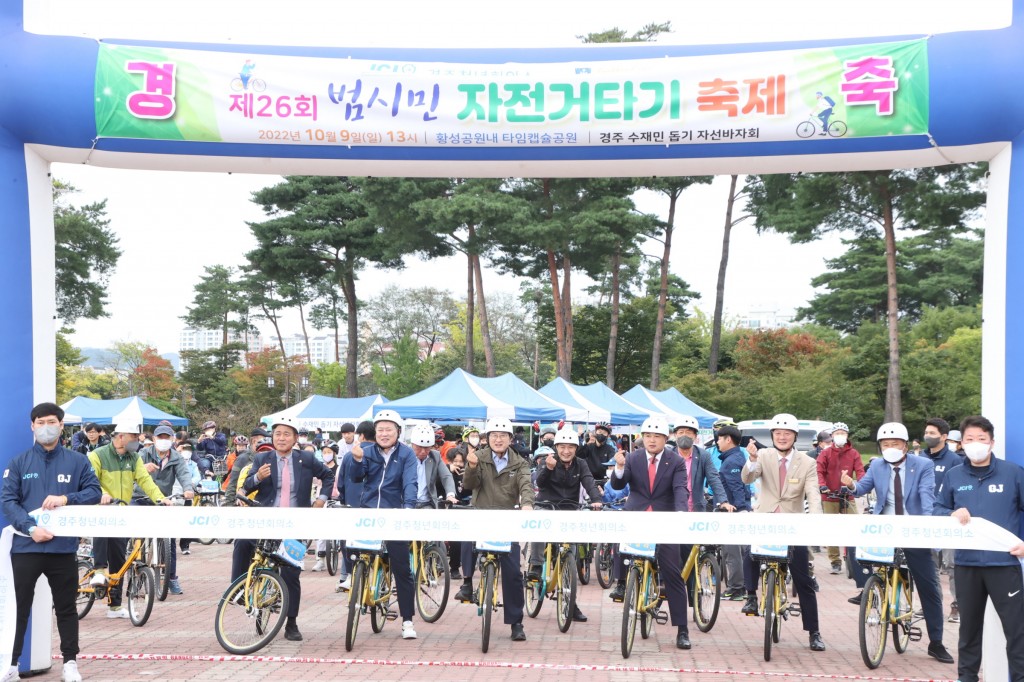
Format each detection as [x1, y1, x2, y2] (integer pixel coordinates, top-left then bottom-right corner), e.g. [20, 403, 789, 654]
[205, 429, 215, 437]
[468, 436, 480, 447]
[542, 438, 554, 447]
[923, 436, 942, 449]
[882, 448, 905, 464]
[676, 435, 695, 450]
[322, 452, 335, 462]
[34, 424, 60, 445]
[833, 434, 848, 447]
[595, 433, 608, 444]
[298, 437, 308, 445]
[963, 442, 991, 463]
[123, 439, 141, 454]
[181, 450, 193, 457]
[154, 439, 173, 453]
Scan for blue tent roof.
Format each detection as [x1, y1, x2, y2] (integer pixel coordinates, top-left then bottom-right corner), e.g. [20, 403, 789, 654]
[539, 378, 651, 425]
[59, 396, 188, 427]
[377, 369, 586, 422]
[262, 394, 386, 431]
[621, 385, 729, 429]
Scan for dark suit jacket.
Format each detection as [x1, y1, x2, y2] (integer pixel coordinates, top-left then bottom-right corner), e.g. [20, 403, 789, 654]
[242, 448, 335, 508]
[610, 447, 689, 512]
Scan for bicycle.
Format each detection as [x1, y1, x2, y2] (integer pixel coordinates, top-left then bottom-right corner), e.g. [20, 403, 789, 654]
[451, 502, 512, 653]
[524, 501, 587, 633]
[75, 500, 157, 627]
[213, 495, 302, 654]
[344, 536, 396, 651]
[749, 544, 800, 662]
[796, 114, 848, 138]
[137, 493, 187, 601]
[193, 479, 226, 545]
[595, 501, 625, 589]
[412, 537, 450, 623]
[856, 546, 921, 669]
[230, 77, 266, 92]
[619, 541, 667, 658]
[681, 541, 723, 633]
[323, 500, 345, 576]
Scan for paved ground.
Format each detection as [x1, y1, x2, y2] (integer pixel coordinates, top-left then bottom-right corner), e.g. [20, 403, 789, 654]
[37, 544, 959, 681]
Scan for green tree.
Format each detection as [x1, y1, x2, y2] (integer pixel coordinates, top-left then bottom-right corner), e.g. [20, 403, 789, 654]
[56, 330, 85, 403]
[178, 344, 245, 409]
[53, 180, 122, 324]
[370, 336, 427, 399]
[310, 362, 347, 398]
[182, 265, 249, 351]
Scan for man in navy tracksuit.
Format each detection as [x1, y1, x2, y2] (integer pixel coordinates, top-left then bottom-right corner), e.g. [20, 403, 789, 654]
[934, 415, 1024, 682]
[348, 410, 419, 640]
[922, 417, 964, 621]
[715, 425, 752, 601]
[1, 403, 101, 682]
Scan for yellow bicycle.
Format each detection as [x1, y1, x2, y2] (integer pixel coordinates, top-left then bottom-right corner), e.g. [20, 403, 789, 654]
[749, 544, 799, 662]
[412, 538, 450, 622]
[856, 546, 920, 669]
[619, 542, 667, 659]
[344, 537, 395, 651]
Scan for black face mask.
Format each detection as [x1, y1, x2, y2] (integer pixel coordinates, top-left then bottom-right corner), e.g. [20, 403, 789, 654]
[595, 433, 608, 444]
[542, 438, 554, 447]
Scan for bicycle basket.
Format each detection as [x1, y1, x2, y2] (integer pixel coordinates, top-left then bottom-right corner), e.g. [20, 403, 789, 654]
[855, 546, 896, 565]
[347, 538, 384, 552]
[475, 540, 512, 554]
[272, 539, 307, 568]
[618, 542, 657, 558]
[750, 544, 790, 561]
[212, 458, 229, 476]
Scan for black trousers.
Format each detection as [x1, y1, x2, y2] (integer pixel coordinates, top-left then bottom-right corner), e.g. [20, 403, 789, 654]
[12, 553, 79, 664]
[232, 539, 301, 619]
[461, 541, 525, 624]
[386, 540, 415, 621]
[903, 547, 945, 644]
[955, 564, 1024, 682]
[747, 545, 819, 632]
[92, 536, 127, 607]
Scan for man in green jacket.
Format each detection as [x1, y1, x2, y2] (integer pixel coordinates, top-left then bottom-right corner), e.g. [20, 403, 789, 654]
[87, 423, 169, 618]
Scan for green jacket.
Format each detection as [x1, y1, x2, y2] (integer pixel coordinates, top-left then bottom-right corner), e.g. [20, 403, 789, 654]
[462, 447, 534, 510]
[88, 443, 164, 504]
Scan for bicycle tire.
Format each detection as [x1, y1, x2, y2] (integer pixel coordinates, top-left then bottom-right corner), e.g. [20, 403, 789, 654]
[859, 574, 888, 669]
[796, 121, 817, 138]
[892, 570, 913, 653]
[577, 544, 591, 585]
[370, 564, 391, 634]
[251, 78, 267, 92]
[76, 560, 96, 620]
[640, 565, 656, 640]
[763, 568, 777, 662]
[694, 551, 721, 633]
[524, 568, 544, 618]
[620, 565, 640, 659]
[127, 565, 156, 627]
[215, 568, 289, 654]
[556, 549, 577, 633]
[199, 537, 215, 546]
[481, 562, 496, 654]
[326, 540, 340, 576]
[345, 561, 367, 652]
[829, 120, 848, 137]
[415, 545, 450, 623]
[156, 538, 171, 602]
[596, 543, 613, 588]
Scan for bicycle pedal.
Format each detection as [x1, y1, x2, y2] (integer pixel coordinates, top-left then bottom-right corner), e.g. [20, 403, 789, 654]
[909, 626, 923, 642]
[386, 610, 399, 621]
[654, 609, 669, 625]
[787, 603, 801, 616]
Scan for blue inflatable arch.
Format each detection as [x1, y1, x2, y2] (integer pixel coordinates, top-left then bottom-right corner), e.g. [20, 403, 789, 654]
[1, 1, 1022, 674]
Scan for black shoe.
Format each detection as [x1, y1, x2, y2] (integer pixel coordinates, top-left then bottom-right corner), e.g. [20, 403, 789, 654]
[811, 576, 820, 592]
[511, 623, 526, 641]
[676, 630, 691, 649]
[830, 562, 842, 574]
[572, 606, 588, 623]
[455, 583, 476, 603]
[284, 623, 303, 641]
[809, 631, 825, 651]
[609, 583, 625, 602]
[848, 593, 862, 605]
[741, 595, 758, 616]
[450, 569, 461, 580]
[927, 642, 955, 664]
[526, 565, 543, 581]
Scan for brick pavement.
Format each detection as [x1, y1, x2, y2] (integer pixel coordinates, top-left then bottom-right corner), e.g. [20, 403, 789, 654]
[40, 543, 959, 682]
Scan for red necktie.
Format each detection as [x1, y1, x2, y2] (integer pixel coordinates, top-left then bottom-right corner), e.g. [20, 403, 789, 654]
[279, 457, 291, 508]
[681, 456, 693, 511]
[647, 455, 657, 511]
[893, 466, 903, 515]
[776, 456, 787, 513]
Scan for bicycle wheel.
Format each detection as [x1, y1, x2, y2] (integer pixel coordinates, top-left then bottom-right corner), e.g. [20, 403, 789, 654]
[620, 566, 641, 659]
[796, 120, 817, 138]
[127, 565, 156, 627]
[199, 537, 215, 545]
[525, 569, 544, 618]
[481, 562, 496, 654]
[892, 570, 914, 653]
[215, 569, 289, 655]
[370, 565, 391, 634]
[76, 560, 96, 620]
[556, 550, 577, 633]
[859, 574, 888, 669]
[763, 568, 777, 662]
[156, 538, 171, 602]
[251, 78, 267, 92]
[640, 566, 657, 640]
[577, 545, 591, 585]
[345, 562, 367, 652]
[694, 551, 722, 633]
[828, 120, 848, 137]
[326, 540, 340, 577]
[416, 544, 450, 623]
[596, 543, 613, 589]
[230, 78, 244, 91]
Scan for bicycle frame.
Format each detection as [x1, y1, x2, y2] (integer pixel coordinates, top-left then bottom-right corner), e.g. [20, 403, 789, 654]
[538, 541, 573, 595]
[757, 559, 788, 616]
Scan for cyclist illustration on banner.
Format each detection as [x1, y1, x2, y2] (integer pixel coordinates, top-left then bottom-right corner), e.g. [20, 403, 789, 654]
[231, 59, 266, 92]
[797, 90, 848, 138]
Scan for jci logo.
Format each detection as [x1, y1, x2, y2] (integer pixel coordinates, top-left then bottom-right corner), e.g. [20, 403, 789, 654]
[688, 521, 721, 532]
[860, 523, 894, 535]
[189, 516, 219, 526]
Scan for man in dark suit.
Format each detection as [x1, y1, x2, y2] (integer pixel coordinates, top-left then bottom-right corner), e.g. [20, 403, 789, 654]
[233, 416, 334, 642]
[608, 416, 693, 649]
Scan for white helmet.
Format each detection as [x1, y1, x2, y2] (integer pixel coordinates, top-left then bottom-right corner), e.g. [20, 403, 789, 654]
[673, 415, 700, 432]
[113, 423, 141, 435]
[769, 413, 799, 433]
[373, 409, 403, 431]
[639, 416, 670, 437]
[876, 422, 909, 441]
[553, 428, 579, 446]
[831, 422, 850, 434]
[484, 417, 514, 435]
[270, 416, 299, 434]
[410, 424, 435, 447]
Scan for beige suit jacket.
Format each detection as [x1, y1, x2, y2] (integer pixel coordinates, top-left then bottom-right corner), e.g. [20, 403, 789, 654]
[741, 448, 823, 514]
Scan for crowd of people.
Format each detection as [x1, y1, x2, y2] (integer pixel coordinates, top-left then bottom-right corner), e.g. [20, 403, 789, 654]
[3, 402, 1024, 682]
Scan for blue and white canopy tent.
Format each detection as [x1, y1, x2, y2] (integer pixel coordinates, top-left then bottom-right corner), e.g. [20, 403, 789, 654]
[59, 396, 189, 427]
[621, 385, 730, 429]
[261, 394, 387, 432]
[539, 378, 651, 426]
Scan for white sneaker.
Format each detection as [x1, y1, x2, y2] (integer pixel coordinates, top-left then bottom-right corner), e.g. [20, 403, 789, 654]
[1, 665, 20, 682]
[336, 576, 351, 592]
[312, 559, 326, 572]
[401, 620, 417, 639]
[61, 660, 82, 682]
[89, 570, 108, 587]
[106, 607, 130, 619]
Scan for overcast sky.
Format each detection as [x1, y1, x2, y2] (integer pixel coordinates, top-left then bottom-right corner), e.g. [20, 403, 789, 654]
[33, 0, 1005, 355]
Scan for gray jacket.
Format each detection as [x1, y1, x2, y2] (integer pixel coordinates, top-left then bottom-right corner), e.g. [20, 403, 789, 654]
[133, 446, 192, 498]
[419, 450, 457, 508]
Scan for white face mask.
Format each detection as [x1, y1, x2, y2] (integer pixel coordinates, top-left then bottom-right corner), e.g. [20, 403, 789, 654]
[154, 439, 173, 452]
[882, 448, 905, 464]
[468, 436, 480, 447]
[298, 437, 308, 445]
[322, 452, 335, 462]
[34, 424, 61, 445]
[833, 434, 848, 447]
[963, 442, 991, 463]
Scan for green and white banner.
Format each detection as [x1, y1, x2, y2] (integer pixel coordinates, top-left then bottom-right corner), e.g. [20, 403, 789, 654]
[95, 39, 928, 148]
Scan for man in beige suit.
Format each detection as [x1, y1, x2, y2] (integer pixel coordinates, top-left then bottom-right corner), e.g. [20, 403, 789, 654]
[740, 413, 826, 652]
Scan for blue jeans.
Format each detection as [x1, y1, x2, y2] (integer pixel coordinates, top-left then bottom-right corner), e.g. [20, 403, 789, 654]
[818, 108, 833, 132]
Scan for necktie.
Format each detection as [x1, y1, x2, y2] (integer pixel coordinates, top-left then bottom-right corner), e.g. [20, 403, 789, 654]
[647, 455, 657, 511]
[681, 456, 693, 511]
[280, 457, 291, 508]
[776, 456, 787, 513]
[893, 466, 903, 515]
